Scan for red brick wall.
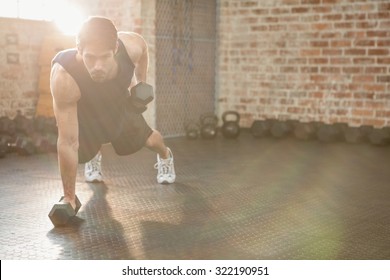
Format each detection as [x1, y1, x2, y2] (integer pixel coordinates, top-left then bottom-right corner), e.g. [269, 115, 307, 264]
[216, 0, 390, 128]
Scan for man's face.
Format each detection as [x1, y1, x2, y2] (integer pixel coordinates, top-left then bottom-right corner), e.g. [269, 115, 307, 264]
[79, 43, 117, 83]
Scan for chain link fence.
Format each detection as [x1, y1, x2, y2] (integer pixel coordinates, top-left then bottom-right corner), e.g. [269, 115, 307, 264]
[156, 0, 216, 137]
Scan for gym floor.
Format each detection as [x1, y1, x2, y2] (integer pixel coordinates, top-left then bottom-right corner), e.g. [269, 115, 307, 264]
[0, 132, 390, 260]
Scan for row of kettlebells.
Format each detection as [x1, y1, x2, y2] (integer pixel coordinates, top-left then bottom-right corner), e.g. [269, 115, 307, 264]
[185, 111, 240, 140]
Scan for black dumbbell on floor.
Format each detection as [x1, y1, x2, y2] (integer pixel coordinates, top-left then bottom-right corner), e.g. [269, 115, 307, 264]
[48, 196, 82, 227]
[343, 125, 372, 144]
[316, 123, 347, 142]
[200, 113, 218, 139]
[185, 120, 200, 140]
[0, 135, 10, 158]
[8, 135, 36, 156]
[270, 120, 297, 138]
[368, 127, 390, 146]
[294, 121, 319, 141]
[250, 119, 272, 138]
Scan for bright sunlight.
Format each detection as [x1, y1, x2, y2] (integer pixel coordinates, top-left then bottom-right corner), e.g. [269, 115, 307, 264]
[0, 0, 85, 35]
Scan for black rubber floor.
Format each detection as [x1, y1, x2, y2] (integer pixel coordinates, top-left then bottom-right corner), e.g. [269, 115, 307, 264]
[1, 132, 390, 260]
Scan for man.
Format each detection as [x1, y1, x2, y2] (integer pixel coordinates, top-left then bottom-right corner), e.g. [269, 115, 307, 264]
[50, 16, 175, 210]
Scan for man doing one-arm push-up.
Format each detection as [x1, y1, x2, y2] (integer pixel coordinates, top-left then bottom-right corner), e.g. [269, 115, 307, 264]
[49, 16, 175, 225]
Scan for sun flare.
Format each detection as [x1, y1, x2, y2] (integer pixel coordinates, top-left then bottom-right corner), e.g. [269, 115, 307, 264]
[0, 0, 85, 35]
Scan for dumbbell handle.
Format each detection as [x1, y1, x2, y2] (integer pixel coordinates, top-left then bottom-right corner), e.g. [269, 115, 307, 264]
[129, 82, 154, 113]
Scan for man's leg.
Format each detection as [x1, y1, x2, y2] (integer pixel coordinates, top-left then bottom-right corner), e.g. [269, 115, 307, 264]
[145, 129, 176, 184]
[145, 129, 170, 158]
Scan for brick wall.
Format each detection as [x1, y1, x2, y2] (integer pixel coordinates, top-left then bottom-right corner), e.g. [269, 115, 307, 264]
[0, 18, 55, 118]
[0, 0, 146, 120]
[216, 0, 390, 128]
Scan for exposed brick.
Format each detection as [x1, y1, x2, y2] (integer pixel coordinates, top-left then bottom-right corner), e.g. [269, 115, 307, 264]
[377, 58, 390, 64]
[353, 57, 375, 64]
[301, 49, 321, 56]
[376, 111, 390, 118]
[363, 84, 385, 92]
[252, 9, 269, 15]
[301, 0, 320, 4]
[345, 13, 366, 21]
[377, 76, 390, 83]
[377, 40, 390, 47]
[322, 14, 343, 21]
[352, 109, 374, 117]
[271, 8, 290, 14]
[367, 31, 389, 37]
[344, 48, 366, 55]
[321, 67, 341, 74]
[301, 67, 318, 73]
[331, 40, 351, 47]
[331, 57, 351, 64]
[352, 75, 375, 83]
[322, 0, 339, 4]
[216, 0, 390, 128]
[311, 41, 329, 48]
[309, 58, 328, 64]
[364, 66, 387, 74]
[368, 49, 389, 56]
[342, 67, 361, 74]
[323, 49, 342, 56]
[312, 23, 332, 30]
[240, 1, 258, 8]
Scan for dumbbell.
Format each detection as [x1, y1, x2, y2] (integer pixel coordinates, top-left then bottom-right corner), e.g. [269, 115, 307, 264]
[0, 135, 10, 158]
[129, 82, 154, 113]
[294, 121, 319, 141]
[316, 123, 347, 142]
[250, 119, 272, 138]
[368, 127, 390, 146]
[270, 120, 297, 138]
[31, 133, 56, 153]
[185, 120, 200, 140]
[343, 125, 372, 144]
[8, 135, 35, 155]
[200, 113, 218, 139]
[48, 195, 82, 227]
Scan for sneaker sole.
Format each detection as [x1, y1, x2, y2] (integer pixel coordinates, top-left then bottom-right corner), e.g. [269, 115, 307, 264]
[85, 178, 103, 183]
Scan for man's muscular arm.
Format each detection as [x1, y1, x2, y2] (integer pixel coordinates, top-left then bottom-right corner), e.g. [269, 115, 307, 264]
[118, 32, 149, 86]
[50, 63, 80, 209]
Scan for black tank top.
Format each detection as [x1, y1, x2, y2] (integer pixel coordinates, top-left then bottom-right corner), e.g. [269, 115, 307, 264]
[52, 39, 135, 144]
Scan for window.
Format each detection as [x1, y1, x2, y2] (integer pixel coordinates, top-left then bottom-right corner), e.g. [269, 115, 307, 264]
[0, 0, 84, 35]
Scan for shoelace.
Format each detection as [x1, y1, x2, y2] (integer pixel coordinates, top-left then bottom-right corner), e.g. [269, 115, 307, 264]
[154, 158, 172, 175]
[88, 157, 101, 173]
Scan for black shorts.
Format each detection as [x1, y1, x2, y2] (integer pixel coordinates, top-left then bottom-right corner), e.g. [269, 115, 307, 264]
[78, 111, 153, 164]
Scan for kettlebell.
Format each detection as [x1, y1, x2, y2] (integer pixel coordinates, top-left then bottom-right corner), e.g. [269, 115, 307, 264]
[185, 121, 200, 140]
[200, 113, 218, 139]
[222, 111, 240, 139]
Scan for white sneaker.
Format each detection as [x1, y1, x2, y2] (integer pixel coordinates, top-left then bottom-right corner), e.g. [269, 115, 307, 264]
[84, 152, 103, 182]
[154, 147, 176, 184]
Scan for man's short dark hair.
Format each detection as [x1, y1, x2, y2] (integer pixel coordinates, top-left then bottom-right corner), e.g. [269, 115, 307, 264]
[77, 16, 118, 50]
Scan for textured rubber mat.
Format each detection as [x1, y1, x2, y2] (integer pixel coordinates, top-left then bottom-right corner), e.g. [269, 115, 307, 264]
[0, 132, 390, 259]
